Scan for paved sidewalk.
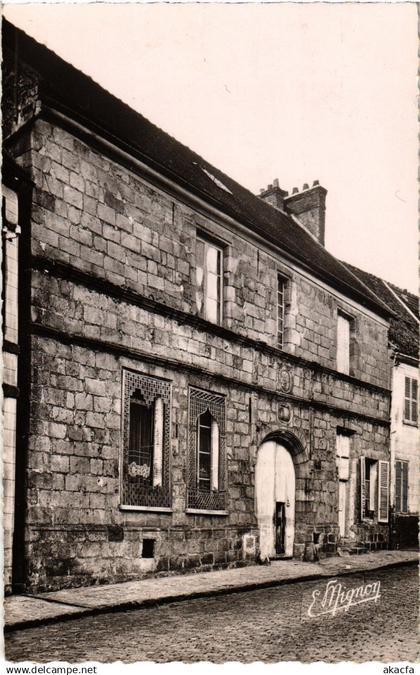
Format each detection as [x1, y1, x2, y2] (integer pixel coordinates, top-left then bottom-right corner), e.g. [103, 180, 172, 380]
[4, 549, 417, 631]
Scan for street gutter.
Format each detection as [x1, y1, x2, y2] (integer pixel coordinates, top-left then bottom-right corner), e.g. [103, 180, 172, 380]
[5, 558, 417, 633]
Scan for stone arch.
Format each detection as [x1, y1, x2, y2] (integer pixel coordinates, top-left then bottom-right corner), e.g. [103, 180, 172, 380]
[260, 430, 306, 464]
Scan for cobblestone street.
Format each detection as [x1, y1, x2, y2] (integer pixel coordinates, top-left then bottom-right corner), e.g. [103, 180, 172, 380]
[6, 565, 418, 663]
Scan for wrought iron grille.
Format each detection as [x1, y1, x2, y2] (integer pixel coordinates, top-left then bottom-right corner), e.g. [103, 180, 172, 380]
[122, 370, 171, 508]
[188, 387, 226, 510]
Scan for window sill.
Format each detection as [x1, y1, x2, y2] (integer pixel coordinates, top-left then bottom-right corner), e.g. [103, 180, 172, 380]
[119, 505, 173, 513]
[186, 508, 229, 516]
[402, 420, 418, 428]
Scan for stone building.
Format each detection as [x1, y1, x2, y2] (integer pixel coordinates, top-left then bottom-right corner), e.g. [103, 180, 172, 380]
[2, 21, 394, 593]
[347, 264, 419, 550]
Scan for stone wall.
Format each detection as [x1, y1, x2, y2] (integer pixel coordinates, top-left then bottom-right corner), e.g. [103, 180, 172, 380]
[14, 118, 391, 389]
[6, 99, 393, 592]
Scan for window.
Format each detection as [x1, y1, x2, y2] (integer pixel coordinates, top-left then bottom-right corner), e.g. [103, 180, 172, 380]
[196, 236, 223, 323]
[404, 377, 418, 425]
[2, 185, 20, 344]
[197, 409, 219, 492]
[360, 457, 389, 523]
[395, 460, 409, 513]
[128, 398, 154, 479]
[337, 313, 351, 374]
[277, 275, 286, 349]
[336, 433, 350, 537]
[122, 370, 171, 509]
[188, 387, 226, 511]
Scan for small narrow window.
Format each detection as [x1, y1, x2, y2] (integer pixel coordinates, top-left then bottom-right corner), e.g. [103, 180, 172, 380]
[404, 377, 418, 424]
[395, 460, 409, 513]
[337, 313, 351, 375]
[142, 539, 155, 558]
[277, 275, 286, 349]
[198, 410, 212, 491]
[196, 236, 223, 324]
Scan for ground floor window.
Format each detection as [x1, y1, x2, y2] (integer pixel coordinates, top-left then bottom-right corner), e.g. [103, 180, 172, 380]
[122, 370, 171, 508]
[360, 456, 389, 523]
[188, 387, 226, 510]
[395, 460, 408, 513]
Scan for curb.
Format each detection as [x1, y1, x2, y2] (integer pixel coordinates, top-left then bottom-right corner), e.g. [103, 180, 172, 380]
[5, 557, 417, 633]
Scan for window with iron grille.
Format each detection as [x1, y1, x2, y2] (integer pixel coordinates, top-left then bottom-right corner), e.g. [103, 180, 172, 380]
[122, 370, 171, 509]
[404, 377, 418, 425]
[277, 275, 286, 349]
[196, 235, 223, 324]
[395, 460, 409, 513]
[187, 387, 226, 511]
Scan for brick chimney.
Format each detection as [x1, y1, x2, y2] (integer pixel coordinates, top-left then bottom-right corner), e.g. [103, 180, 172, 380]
[259, 178, 289, 211]
[284, 180, 327, 246]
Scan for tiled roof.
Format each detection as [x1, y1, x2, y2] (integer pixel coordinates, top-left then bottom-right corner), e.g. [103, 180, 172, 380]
[345, 263, 419, 359]
[3, 20, 393, 320]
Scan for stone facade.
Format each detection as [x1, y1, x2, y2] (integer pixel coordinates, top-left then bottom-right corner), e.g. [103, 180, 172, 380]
[3, 22, 393, 593]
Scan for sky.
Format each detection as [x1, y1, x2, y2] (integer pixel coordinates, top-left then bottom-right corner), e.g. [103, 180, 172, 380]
[3, 3, 418, 294]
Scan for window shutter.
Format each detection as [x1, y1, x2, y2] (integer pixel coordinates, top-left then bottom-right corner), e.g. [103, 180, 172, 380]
[395, 461, 402, 513]
[412, 380, 418, 423]
[337, 315, 351, 375]
[402, 461, 408, 513]
[360, 456, 366, 521]
[378, 460, 389, 523]
[153, 397, 164, 487]
[211, 418, 219, 491]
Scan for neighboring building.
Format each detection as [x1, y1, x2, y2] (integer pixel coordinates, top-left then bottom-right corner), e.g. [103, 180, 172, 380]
[347, 264, 419, 549]
[2, 158, 30, 593]
[2, 21, 394, 593]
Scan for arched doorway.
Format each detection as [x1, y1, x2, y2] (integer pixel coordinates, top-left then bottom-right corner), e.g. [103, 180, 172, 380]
[256, 440, 296, 558]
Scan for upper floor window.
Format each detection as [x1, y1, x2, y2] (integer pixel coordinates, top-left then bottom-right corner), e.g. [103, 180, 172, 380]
[122, 370, 171, 509]
[196, 236, 223, 324]
[404, 377, 418, 425]
[277, 275, 286, 349]
[337, 313, 351, 375]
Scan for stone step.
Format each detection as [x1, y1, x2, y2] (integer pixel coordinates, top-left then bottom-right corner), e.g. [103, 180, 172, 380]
[349, 547, 369, 555]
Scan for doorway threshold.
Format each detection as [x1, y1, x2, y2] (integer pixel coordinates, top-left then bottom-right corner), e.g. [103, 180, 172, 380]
[270, 555, 293, 561]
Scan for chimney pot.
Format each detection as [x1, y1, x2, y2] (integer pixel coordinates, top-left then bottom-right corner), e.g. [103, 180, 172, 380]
[313, 179, 319, 186]
[303, 183, 309, 190]
[258, 178, 288, 210]
[292, 187, 298, 194]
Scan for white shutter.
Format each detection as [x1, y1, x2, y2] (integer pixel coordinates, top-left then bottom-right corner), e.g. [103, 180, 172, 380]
[153, 397, 163, 487]
[378, 460, 390, 523]
[337, 315, 350, 374]
[360, 456, 366, 521]
[211, 418, 219, 491]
